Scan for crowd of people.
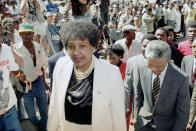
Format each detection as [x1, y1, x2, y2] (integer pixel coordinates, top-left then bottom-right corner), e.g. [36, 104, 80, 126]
[1, 0, 196, 131]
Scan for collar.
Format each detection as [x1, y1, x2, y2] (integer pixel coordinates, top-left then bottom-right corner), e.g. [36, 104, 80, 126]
[152, 63, 168, 79]
[187, 40, 192, 47]
[117, 61, 122, 67]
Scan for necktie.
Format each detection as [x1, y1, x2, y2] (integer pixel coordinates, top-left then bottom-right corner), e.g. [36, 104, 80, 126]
[152, 76, 160, 107]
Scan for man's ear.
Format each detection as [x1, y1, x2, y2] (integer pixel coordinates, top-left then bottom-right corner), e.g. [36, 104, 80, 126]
[168, 58, 171, 62]
[120, 55, 123, 59]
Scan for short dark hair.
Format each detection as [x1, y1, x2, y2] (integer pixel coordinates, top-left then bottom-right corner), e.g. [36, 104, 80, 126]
[146, 7, 152, 11]
[141, 34, 158, 43]
[155, 27, 169, 37]
[106, 44, 124, 58]
[13, 20, 19, 25]
[134, 15, 142, 20]
[188, 21, 196, 28]
[164, 26, 174, 32]
[60, 18, 99, 48]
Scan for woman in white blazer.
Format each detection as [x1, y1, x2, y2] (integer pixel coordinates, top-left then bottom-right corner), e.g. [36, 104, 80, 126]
[47, 18, 126, 131]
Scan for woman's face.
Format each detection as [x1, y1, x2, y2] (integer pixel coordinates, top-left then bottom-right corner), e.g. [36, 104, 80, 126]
[66, 38, 94, 72]
[107, 53, 121, 66]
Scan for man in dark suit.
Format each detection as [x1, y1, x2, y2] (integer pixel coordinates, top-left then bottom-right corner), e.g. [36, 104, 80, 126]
[134, 40, 190, 131]
[124, 34, 158, 130]
[155, 27, 183, 67]
[125, 34, 158, 114]
[48, 50, 66, 90]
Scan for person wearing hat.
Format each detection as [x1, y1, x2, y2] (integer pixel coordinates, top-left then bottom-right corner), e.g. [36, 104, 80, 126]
[142, 7, 157, 34]
[13, 23, 48, 131]
[115, 25, 142, 63]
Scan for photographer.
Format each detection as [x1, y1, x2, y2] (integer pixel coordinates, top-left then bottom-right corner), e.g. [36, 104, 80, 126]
[2, 21, 22, 45]
[20, 0, 46, 43]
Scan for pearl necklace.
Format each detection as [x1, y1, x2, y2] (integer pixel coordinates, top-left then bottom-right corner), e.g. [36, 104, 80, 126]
[74, 57, 94, 80]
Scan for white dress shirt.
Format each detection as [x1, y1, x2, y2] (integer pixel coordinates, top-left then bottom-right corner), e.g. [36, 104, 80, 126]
[193, 58, 196, 73]
[13, 41, 47, 81]
[115, 38, 142, 63]
[165, 8, 176, 21]
[142, 13, 154, 33]
[152, 64, 168, 89]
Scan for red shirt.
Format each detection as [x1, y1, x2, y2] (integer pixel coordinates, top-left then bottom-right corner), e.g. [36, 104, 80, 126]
[178, 40, 193, 56]
[119, 61, 126, 80]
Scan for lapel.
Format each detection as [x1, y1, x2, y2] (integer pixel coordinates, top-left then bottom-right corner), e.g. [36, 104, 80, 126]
[123, 39, 129, 51]
[58, 56, 74, 119]
[187, 56, 194, 80]
[142, 66, 153, 110]
[22, 44, 34, 66]
[153, 63, 173, 109]
[91, 57, 106, 130]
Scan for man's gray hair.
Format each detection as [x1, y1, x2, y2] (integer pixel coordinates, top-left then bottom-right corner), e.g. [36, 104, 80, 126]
[145, 40, 171, 61]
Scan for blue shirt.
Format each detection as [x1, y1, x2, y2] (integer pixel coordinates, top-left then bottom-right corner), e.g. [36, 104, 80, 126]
[46, 3, 59, 13]
[45, 23, 61, 53]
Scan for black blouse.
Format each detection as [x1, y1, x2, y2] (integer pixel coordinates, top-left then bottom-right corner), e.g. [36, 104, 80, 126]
[64, 69, 94, 125]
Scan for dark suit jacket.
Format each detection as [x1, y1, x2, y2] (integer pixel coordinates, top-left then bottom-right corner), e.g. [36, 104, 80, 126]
[134, 63, 190, 131]
[170, 45, 183, 68]
[48, 50, 65, 90]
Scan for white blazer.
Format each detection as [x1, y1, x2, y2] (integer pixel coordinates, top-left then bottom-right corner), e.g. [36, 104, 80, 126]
[47, 56, 126, 131]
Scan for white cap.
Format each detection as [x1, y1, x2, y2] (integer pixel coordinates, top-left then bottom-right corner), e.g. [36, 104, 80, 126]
[46, 12, 54, 17]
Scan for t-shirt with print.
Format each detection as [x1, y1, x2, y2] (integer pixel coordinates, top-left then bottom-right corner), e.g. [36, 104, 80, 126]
[0, 44, 18, 113]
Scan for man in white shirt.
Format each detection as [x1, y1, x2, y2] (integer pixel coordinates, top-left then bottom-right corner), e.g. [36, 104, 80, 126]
[165, 4, 176, 28]
[9, 0, 21, 19]
[142, 7, 157, 34]
[0, 23, 21, 130]
[14, 23, 48, 131]
[115, 25, 142, 63]
[134, 15, 147, 42]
